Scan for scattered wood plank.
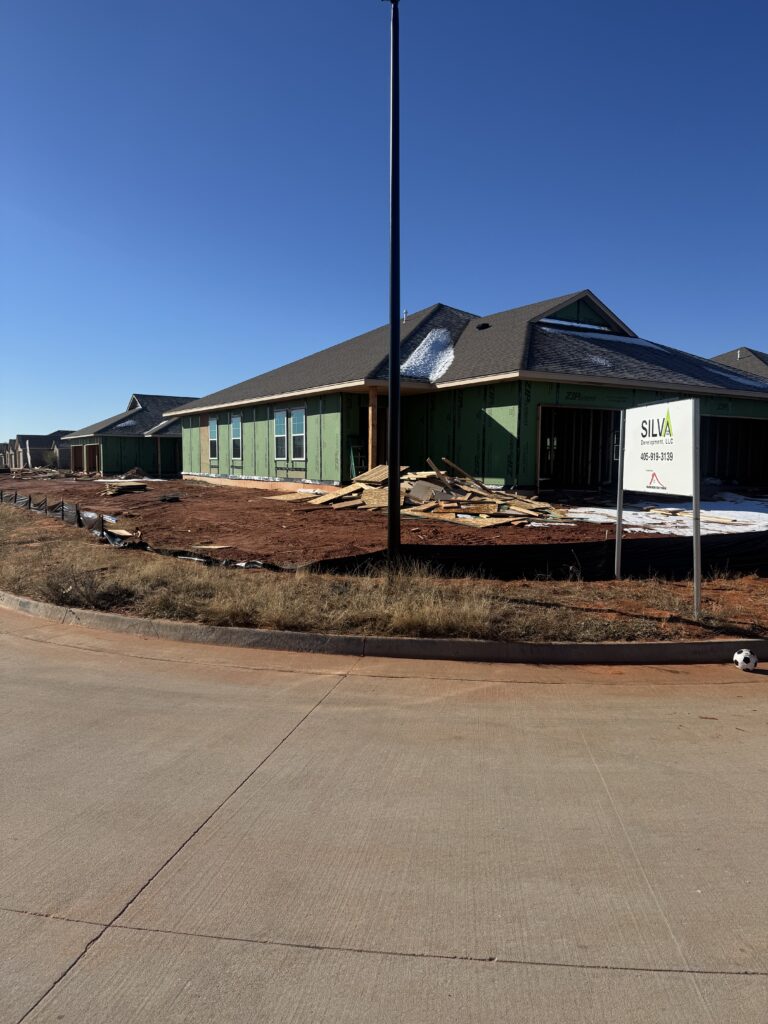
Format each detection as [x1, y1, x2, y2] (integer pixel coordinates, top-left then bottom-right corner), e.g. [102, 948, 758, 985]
[353, 464, 408, 485]
[308, 484, 364, 505]
[265, 491, 316, 502]
[426, 457, 456, 493]
[331, 499, 365, 510]
[440, 457, 495, 494]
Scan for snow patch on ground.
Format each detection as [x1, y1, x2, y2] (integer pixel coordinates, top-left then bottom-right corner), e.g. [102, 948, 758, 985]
[401, 328, 454, 382]
[565, 493, 768, 535]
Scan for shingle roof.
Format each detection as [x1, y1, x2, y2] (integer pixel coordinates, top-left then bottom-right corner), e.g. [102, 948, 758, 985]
[171, 306, 456, 414]
[527, 326, 768, 395]
[168, 290, 768, 416]
[66, 395, 197, 439]
[14, 431, 74, 448]
[711, 347, 768, 380]
[169, 295, 608, 415]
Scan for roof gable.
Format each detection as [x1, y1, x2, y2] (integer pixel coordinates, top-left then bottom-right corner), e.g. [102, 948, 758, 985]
[712, 347, 768, 380]
[65, 394, 197, 439]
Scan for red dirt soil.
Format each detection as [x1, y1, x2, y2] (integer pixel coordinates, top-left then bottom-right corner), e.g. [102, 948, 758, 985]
[0, 477, 636, 566]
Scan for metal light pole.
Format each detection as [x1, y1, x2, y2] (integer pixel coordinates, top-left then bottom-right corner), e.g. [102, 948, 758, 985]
[384, 0, 401, 559]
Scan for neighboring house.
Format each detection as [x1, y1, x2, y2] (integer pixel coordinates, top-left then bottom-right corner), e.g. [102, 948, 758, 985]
[0, 442, 10, 470]
[65, 394, 197, 477]
[167, 290, 768, 491]
[8, 431, 75, 471]
[711, 346, 768, 381]
[51, 434, 72, 471]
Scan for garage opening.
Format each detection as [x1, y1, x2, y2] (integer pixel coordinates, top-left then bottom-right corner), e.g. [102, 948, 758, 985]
[85, 444, 100, 474]
[701, 416, 768, 488]
[538, 407, 619, 491]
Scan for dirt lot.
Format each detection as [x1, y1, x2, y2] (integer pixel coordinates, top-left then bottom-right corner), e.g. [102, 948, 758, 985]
[0, 477, 646, 567]
[2, 499, 768, 641]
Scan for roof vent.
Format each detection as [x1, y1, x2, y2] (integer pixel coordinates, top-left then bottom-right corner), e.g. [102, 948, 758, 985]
[476, 322, 491, 331]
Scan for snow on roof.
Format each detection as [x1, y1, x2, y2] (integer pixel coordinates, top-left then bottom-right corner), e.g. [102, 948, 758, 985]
[400, 328, 455, 382]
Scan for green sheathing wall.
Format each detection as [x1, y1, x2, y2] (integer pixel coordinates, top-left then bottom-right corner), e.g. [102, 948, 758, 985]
[181, 417, 201, 474]
[190, 396, 343, 483]
[253, 406, 270, 477]
[321, 395, 342, 482]
[217, 415, 231, 477]
[100, 436, 158, 476]
[516, 382, 768, 488]
[401, 383, 518, 486]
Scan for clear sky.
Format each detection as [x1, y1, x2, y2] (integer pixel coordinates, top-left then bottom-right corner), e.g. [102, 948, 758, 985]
[1, 0, 766, 438]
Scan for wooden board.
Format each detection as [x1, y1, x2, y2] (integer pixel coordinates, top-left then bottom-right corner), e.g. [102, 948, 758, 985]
[353, 464, 408, 484]
[265, 492, 315, 502]
[308, 484, 364, 505]
[361, 486, 406, 508]
[331, 499, 365, 510]
[440, 457, 495, 494]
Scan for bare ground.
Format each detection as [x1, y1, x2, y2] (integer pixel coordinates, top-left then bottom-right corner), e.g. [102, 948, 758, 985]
[1, 499, 767, 642]
[0, 477, 641, 565]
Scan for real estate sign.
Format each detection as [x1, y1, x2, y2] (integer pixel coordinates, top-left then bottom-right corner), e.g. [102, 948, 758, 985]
[623, 399, 695, 497]
[616, 397, 701, 616]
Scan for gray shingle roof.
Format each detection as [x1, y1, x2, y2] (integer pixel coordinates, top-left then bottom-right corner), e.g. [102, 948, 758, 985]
[167, 290, 768, 416]
[66, 394, 197, 439]
[168, 294, 608, 414]
[712, 347, 768, 380]
[439, 292, 597, 384]
[170, 306, 449, 414]
[528, 326, 768, 394]
[14, 431, 74, 448]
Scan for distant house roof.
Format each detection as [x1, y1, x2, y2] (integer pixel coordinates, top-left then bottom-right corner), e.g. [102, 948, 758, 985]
[65, 394, 198, 440]
[711, 347, 768, 380]
[14, 431, 74, 448]
[167, 290, 768, 416]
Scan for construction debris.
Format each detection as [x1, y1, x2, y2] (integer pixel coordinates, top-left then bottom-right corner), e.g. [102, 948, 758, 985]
[274, 460, 561, 528]
[102, 480, 148, 497]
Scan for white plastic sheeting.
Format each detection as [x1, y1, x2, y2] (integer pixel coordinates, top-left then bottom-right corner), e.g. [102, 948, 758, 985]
[401, 328, 454, 382]
[565, 493, 768, 536]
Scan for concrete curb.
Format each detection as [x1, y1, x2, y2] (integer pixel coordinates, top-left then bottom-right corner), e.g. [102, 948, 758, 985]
[1, 589, 766, 665]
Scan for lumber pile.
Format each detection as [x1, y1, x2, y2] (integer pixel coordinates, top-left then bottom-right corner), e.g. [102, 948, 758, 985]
[101, 480, 148, 496]
[285, 459, 559, 528]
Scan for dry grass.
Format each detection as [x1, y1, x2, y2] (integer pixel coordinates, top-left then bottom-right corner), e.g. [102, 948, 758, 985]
[0, 503, 765, 642]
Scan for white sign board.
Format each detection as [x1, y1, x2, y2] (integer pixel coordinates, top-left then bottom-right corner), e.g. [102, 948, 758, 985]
[623, 399, 695, 497]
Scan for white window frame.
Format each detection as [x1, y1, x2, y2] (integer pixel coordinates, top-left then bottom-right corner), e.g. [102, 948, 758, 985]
[209, 416, 218, 460]
[291, 407, 306, 461]
[231, 412, 242, 461]
[274, 409, 288, 461]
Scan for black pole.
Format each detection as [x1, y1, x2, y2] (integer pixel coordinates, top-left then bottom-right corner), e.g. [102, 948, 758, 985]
[386, 0, 401, 559]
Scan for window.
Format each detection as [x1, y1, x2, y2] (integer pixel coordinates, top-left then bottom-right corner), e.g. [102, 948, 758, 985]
[274, 407, 306, 461]
[274, 410, 287, 460]
[209, 416, 218, 460]
[291, 407, 305, 460]
[231, 413, 242, 460]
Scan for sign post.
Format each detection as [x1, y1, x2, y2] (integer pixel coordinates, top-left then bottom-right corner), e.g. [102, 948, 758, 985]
[692, 398, 701, 617]
[615, 410, 626, 579]
[619, 398, 702, 617]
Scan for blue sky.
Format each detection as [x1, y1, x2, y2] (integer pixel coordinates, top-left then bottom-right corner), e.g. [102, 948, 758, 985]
[1, 0, 766, 438]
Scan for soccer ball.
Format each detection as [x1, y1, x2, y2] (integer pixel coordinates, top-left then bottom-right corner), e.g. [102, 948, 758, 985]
[733, 649, 759, 672]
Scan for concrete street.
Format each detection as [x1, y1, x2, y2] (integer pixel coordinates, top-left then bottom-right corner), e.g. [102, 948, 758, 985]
[1, 606, 766, 1023]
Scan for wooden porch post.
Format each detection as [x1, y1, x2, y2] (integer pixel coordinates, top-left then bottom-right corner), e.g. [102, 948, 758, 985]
[367, 388, 378, 470]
